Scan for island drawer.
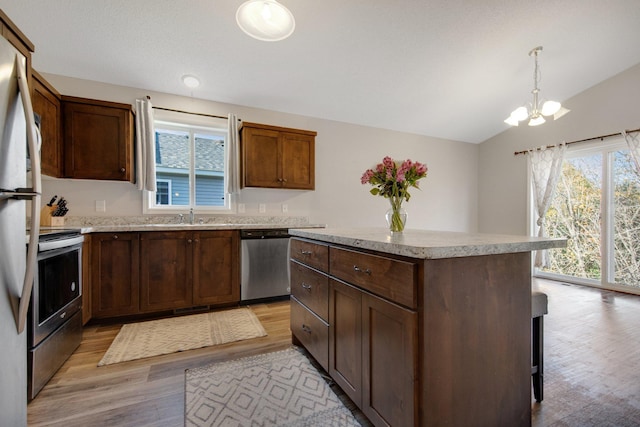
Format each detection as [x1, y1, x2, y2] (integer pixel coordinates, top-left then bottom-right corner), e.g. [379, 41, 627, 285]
[290, 238, 329, 272]
[291, 296, 329, 371]
[290, 260, 329, 322]
[329, 246, 418, 309]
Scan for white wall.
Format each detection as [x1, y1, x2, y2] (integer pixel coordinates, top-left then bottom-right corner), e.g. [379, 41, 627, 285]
[43, 74, 479, 232]
[478, 63, 640, 235]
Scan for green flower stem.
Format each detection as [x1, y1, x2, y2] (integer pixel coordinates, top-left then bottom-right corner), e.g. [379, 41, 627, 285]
[389, 195, 405, 232]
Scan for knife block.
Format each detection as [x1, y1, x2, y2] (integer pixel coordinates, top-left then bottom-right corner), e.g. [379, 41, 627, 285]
[40, 205, 65, 227]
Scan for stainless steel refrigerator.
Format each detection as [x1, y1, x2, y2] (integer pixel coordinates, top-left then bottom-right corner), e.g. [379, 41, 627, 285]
[0, 34, 41, 424]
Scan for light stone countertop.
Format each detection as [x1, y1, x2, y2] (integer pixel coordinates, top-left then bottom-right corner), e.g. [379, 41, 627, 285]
[288, 227, 567, 259]
[77, 223, 324, 233]
[39, 215, 324, 234]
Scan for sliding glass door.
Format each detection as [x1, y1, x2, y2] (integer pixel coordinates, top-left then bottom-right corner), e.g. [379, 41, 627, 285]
[536, 138, 640, 293]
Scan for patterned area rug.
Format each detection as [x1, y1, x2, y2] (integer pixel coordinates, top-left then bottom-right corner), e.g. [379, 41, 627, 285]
[98, 308, 267, 366]
[185, 347, 362, 426]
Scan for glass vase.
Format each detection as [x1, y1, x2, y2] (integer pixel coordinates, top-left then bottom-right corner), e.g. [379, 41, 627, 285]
[386, 205, 407, 233]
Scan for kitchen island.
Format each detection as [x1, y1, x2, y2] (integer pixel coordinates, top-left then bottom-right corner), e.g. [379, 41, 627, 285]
[288, 227, 566, 427]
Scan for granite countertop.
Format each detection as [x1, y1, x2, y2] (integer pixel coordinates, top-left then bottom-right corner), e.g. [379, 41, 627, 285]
[36, 215, 324, 234]
[78, 223, 324, 233]
[288, 227, 567, 259]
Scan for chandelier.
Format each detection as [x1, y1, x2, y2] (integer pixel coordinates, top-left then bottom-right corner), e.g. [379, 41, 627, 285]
[505, 46, 569, 127]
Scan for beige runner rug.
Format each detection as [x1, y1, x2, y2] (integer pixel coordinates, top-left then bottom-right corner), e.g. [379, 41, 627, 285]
[98, 308, 267, 366]
[185, 347, 361, 426]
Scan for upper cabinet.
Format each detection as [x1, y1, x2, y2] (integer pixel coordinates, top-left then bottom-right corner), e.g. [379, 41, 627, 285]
[241, 122, 316, 190]
[62, 96, 134, 182]
[0, 10, 34, 87]
[32, 71, 63, 177]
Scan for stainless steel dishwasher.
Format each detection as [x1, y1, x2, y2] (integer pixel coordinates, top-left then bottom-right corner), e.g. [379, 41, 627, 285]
[240, 229, 291, 301]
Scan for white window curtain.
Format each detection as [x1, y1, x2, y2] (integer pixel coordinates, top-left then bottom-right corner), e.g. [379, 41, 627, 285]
[623, 130, 640, 174]
[226, 113, 242, 195]
[135, 98, 156, 191]
[528, 143, 567, 267]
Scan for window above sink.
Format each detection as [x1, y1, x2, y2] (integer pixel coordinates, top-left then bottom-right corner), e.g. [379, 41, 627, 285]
[143, 114, 232, 215]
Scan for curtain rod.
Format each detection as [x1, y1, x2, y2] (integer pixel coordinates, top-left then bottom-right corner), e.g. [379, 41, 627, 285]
[145, 95, 234, 121]
[513, 127, 640, 156]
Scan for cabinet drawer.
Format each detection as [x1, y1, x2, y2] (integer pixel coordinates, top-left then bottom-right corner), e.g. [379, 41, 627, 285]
[290, 260, 328, 322]
[330, 246, 418, 309]
[290, 238, 329, 272]
[291, 296, 328, 371]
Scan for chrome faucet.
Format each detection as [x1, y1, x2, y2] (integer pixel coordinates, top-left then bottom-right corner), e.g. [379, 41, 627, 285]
[189, 208, 195, 225]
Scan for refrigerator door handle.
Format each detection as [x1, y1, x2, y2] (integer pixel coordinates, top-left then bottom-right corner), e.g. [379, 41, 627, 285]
[15, 54, 41, 334]
[0, 188, 40, 201]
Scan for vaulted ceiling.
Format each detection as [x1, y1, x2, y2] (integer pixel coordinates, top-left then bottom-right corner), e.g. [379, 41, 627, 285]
[3, 0, 640, 143]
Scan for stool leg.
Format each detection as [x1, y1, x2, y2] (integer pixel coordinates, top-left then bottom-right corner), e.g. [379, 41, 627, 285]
[532, 316, 544, 402]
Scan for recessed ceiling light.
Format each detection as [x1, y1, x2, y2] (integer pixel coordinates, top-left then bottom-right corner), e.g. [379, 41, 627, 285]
[182, 75, 200, 88]
[236, 0, 295, 42]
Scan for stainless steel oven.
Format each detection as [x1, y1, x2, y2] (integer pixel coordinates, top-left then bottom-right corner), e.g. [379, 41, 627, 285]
[27, 229, 84, 400]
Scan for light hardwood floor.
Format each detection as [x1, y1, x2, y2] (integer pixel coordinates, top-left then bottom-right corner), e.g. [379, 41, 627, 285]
[27, 301, 294, 427]
[27, 280, 640, 426]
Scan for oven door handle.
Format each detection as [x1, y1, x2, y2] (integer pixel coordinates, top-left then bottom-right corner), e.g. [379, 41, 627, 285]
[38, 235, 85, 252]
[16, 53, 42, 334]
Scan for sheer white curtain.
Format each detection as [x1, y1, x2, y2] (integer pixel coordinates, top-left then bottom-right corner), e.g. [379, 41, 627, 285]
[226, 113, 242, 196]
[623, 130, 640, 174]
[135, 98, 156, 191]
[528, 143, 567, 267]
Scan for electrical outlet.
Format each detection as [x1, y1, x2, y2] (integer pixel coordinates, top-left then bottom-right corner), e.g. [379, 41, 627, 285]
[238, 203, 245, 213]
[259, 203, 266, 213]
[282, 204, 288, 213]
[95, 200, 106, 212]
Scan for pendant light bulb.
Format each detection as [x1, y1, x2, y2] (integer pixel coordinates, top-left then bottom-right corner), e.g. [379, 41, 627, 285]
[541, 100, 561, 116]
[528, 115, 546, 126]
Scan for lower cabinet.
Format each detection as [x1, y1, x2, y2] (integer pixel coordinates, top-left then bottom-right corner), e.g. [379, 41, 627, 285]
[91, 230, 239, 320]
[140, 230, 240, 312]
[91, 233, 140, 319]
[329, 278, 418, 427]
[140, 231, 192, 312]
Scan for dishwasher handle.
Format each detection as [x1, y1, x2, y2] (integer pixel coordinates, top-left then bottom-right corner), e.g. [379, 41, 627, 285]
[240, 229, 290, 239]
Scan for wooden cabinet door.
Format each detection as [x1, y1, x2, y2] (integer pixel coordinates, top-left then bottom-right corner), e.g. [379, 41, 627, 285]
[362, 293, 418, 427]
[192, 230, 240, 305]
[32, 71, 62, 177]
[242, 126, 280, 188]
[91, 233, 140, 319]
[63, 97, 133, 181]
[281, 131, 315, 189]
[140, 232, 192, 312]
[241, 122, 316, 189]
[329, 278, 362, 407]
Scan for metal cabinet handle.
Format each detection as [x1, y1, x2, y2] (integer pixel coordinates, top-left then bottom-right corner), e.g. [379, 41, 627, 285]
[301, 282, 312, 291]
[187, 239, 192, 243]
[120, 167, 126, 173]
[113, 234, 119, 239]
[302, 324, 312, 334]
[299, 250, 312, 256]
[353, 265, 371, 275]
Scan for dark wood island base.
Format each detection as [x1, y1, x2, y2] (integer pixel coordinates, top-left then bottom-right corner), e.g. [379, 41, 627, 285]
[288, 228, 566, 427]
